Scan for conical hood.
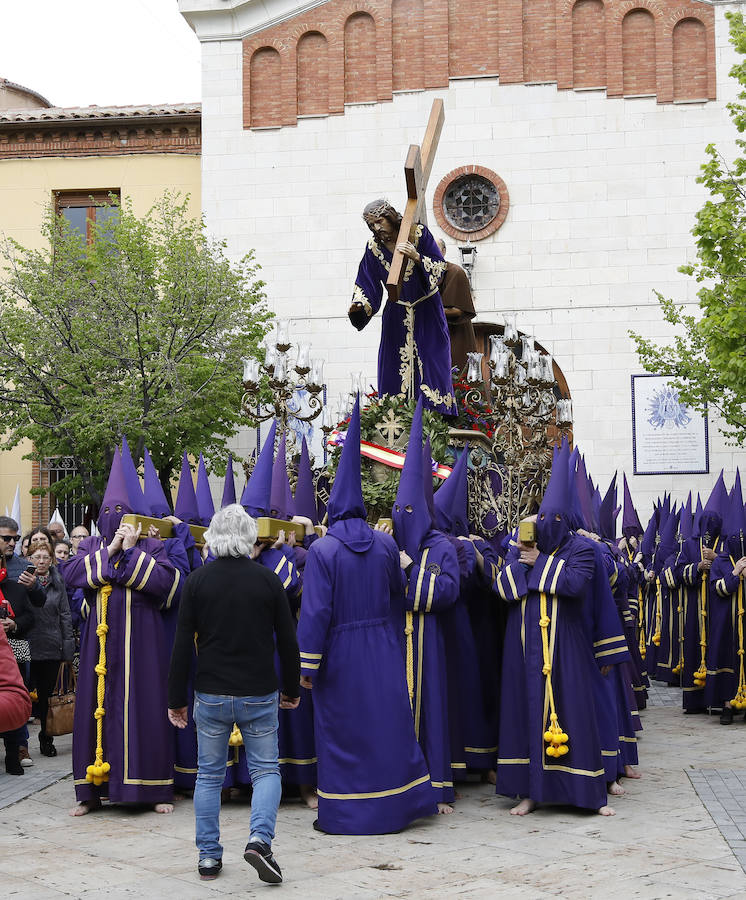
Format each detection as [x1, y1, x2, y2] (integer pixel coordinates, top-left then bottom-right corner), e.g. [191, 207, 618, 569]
[658, 509, 679, 566]
[566, 446, 584, 531]
[575, 456, 595, 532]
[195, 454, 215, 527]
[294, 438, 318, 523]
[174, 452, 200, 525]
[640, 512, 657, 560]
[270, 432, 295, 520]
[392, 397, 432, 557]
[143, 448, 171, 518]
[599, 473, 618, 542]
[537, 439, 572, 552]
[327, 395, 366, 525]
[120, 436, 146, 515]
[221, 454, 236, 509]
[699, 470, 726, 542]
[240, 420, 277, 518]
[433, 446, 469, 537]
[422, 438, 435, 523]
[622, 473, 642, 538]
[680, 492, 693, 542]
[725, 471, 746, 558]
[98, 447, 133, 542]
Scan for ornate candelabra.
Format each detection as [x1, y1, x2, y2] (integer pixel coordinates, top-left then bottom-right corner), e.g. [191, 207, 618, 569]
[241, 319, 328, 453]
[458, 312, 573, 533]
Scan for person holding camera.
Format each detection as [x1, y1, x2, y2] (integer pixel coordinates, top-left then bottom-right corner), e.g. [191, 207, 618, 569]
[26, 544, 74, 757]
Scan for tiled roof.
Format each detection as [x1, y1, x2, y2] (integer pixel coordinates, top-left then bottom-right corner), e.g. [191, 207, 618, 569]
[0, 103, 201, 124]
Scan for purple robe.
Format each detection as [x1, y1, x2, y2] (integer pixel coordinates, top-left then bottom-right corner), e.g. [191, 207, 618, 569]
[492, 536, 612, 810]
[297, 521, 436, 834]
[351, 224, 456, 415]
[66, 536, 179, 804]
[399, 531, 460, 803]
[708, 553, 741, 707]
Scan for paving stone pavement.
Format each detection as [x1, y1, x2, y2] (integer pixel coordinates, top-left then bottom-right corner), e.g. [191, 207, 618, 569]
[3, 706, 746, 899]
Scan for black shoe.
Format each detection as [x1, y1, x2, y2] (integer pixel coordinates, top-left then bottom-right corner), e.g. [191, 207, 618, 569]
[197, 858, 222, 880]
[720, 708, 734, 725]
[39, 736, 57, 757]
[244, 840, 283, 884]
[4, 750, 23, 776]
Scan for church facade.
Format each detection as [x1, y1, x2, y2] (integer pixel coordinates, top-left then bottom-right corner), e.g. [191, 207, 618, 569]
[180, 0, 743, 509]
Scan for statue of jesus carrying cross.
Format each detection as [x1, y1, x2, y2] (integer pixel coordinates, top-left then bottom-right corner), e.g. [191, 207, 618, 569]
[348, 100, 456, 416]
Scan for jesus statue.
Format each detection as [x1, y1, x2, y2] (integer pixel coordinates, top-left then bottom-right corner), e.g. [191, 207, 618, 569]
[348, 199, 456, 415]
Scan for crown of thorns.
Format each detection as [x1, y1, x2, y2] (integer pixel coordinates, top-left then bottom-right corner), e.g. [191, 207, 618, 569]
[362, 199, 397, 223]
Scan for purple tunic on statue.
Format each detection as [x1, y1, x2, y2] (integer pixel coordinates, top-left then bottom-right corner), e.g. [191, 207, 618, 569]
[493, 536, 611, 810]
[66, 536, 179, 804]
[350, 224, 456, 414]
[297, 520, 436, 834]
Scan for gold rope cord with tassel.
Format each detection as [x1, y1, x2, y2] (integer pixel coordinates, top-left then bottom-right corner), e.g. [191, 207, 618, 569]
[652, 578, 662, 647]
[229, 724, 243, 746]
[637, 585, 646, 661]
[86, 584, 112, 786]
[730, 577, 746, 709]
[405, 611, 415, 710]
[539, 591, 569, 758]
[673, 585, 685, 676]
[693, 576, 708, 688]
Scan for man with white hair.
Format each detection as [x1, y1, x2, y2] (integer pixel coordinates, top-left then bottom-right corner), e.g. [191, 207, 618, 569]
[168, 503, 300, 885]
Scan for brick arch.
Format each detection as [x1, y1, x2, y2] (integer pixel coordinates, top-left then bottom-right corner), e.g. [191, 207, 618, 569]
[250, 46, 283, 127]
[334, 0, 385, 29]
[672, 16, 707, 101]
[344, 11, 377, 104]
[297, 31, 330, 116]
[607, 0, 664, 25]
[621, 8, 657, 95]
[572, 0, 607, 89]
[392, 0, 424, 91]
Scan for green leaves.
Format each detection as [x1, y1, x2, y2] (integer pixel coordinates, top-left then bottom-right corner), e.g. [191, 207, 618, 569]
[0, 193, 272, 505]
[630, 13, 746, 445]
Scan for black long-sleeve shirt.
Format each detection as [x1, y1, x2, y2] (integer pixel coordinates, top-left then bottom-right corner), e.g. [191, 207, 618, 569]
[168, 556, 300, 709]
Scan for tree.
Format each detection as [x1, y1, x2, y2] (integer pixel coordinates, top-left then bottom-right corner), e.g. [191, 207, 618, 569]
[631, 12, 746, 445]
[0, 193, 272, 506]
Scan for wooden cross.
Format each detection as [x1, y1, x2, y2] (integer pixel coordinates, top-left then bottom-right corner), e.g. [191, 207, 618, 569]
[385, 98, 445, 303]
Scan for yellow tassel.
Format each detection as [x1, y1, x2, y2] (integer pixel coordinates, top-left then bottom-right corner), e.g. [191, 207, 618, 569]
[730, 579, 745, 709]
[228, 724, 243, 747]
[539, 589, 569, 758]
[85, 583, 111, 784]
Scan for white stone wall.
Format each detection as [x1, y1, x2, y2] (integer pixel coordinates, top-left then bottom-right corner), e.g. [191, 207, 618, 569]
[198, 2, 746, 515]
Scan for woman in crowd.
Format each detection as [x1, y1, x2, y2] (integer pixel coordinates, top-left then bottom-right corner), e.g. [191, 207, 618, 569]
[26, 543, 74, 757]
[54, 539, 72, 563]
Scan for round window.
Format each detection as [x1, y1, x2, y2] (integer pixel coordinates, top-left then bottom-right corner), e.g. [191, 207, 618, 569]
[443, 174, 500, 232]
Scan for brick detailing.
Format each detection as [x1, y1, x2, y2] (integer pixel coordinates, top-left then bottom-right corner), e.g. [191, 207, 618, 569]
[432, 165, 510, 242]
[345, 12, 378, 103]
[393, 0, 425, 91]
[622, 9, 656, 96]
[673, 17, 707, 101]
[573, 0, 606, 89]
[250, 47, 283, 126]
[0, 119, 201, 160]
[523, 0, 556, 83]
[298, 31, 330, 115]
[241, 0, 716, 129]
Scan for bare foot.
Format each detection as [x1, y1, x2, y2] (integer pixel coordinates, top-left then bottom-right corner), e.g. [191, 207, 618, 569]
[487, 769, 496, 785]
[437, 802, 454, 815]
[300, 784, 318, 810]
[69, 799, 101, 817]
[623, 765, 641, 779]
[154, 803, 174, 814]
[598, 805, 616, 816]
[607, 780, 625, 796]
[510, 798, 537, 816]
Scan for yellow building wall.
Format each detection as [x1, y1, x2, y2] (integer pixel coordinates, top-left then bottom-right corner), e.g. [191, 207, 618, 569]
[0, 153, 201, 531]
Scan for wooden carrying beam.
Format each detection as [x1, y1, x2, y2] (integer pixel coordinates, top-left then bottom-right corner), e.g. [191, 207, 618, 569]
[121, 514, 207, 546]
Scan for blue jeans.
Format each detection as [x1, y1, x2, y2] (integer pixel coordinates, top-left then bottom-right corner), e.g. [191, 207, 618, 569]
[193, 691, 281, 861]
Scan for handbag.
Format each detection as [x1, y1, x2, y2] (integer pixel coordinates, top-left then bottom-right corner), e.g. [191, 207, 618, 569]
[45, 662, 76, 736]
[8, 636, 30, 663]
